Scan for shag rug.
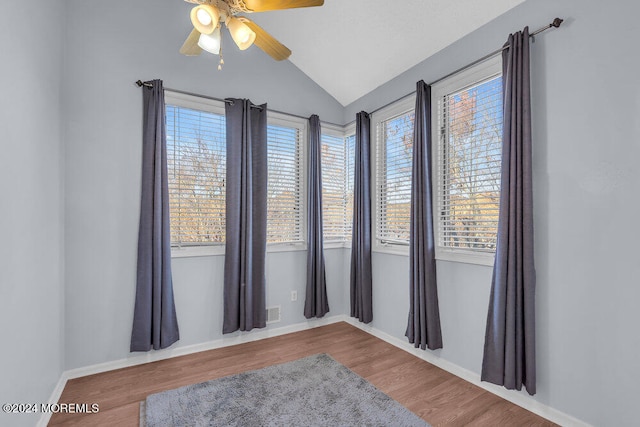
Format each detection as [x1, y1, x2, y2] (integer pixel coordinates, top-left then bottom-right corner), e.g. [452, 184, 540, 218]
[140, 353, 429, 426]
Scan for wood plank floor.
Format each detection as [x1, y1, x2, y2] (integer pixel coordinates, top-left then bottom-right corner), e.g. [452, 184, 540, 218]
[50, 322, 555, 426]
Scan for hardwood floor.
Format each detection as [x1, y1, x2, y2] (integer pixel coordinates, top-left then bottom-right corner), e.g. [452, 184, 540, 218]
[50, 322, 555, 426]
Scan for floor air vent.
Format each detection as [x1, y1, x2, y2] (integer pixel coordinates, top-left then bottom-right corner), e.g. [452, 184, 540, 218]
[266, 306, 281, 324]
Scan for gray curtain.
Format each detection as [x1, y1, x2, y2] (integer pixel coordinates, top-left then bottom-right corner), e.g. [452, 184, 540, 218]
[304, 115, 330, 318]
[223, 98, 268, 334]
[350, 111, 373, 323]
[481, 27, 536, 395]
[405, 81, 443, 350]
[130, 79, 180, 352]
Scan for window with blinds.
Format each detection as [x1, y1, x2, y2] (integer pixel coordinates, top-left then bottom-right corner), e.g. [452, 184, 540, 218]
[345, 133, 355, 242]
[267, 117, 305, 245]
[164, 93, 307, 253]
[166, 97, 226, 247]
[321, 131, 354, 243]
[375, 103, 415, 245]
[433, 57, 502, 260]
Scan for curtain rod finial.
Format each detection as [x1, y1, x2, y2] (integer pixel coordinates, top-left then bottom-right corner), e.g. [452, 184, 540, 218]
[552, 18, 563, 28]
[136, 80, 154, 88]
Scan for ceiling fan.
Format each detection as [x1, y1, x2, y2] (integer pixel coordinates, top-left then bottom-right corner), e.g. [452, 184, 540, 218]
[180, 0, 324, 68]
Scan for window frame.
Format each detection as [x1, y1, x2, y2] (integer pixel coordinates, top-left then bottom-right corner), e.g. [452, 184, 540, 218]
[431, 55, 502, 266]
[165, 90, 227, 258]
[343, 122, 355, 250]
[165, 92, 309, 257]
[321, 123, 355, 249]
[265, 111, 308, 252]
[372, 94, 416, 255]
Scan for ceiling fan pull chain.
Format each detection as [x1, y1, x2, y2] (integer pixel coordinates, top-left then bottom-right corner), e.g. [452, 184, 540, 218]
[218, 28, 224, 71]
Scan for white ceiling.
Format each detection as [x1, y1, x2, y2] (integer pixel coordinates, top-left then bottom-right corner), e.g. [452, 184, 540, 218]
[249, 0, 525, 106]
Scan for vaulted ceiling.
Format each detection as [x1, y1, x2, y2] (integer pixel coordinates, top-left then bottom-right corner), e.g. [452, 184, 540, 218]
[249, 0, 525, 106]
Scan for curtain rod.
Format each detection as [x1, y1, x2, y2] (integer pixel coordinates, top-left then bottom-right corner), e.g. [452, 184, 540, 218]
[134, 81, 345, 128]
[365, 17, 564, 118]
[135, 81, 264, 111]
[135, 17, 562, 128]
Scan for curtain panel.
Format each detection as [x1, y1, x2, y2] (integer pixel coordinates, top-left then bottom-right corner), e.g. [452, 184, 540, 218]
[304, 115, 330, 318]
[130, 79, 180, 352]
[405, 81, 443, 350]
[350, 111, 373, 323]
[481, 27, 537, 395]
[223, 98, 268, 334]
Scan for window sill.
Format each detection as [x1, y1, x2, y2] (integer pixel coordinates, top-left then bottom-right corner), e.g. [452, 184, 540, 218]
[373, 241, 409, 257]
[435, 249, 495, 267]
[323, 241, 351, 250]
[171, 243, 310, 258]
[370, 244, 496, 266]
[171, 246, 224, 258]
[266, 243, 307, 253]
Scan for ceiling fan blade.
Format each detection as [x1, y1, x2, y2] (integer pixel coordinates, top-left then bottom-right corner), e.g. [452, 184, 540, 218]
[242, 0, 323, 12]
[240, 18, 291, 61]
[180, 29, 203, 56]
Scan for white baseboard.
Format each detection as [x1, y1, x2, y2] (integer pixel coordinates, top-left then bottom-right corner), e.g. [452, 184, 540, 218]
[36, 372, 68, 427]
[64, 314, 348, 381]
[38, 315, 347, 426]
[40, 315, 588, 427]
[343, 318, 591, 427]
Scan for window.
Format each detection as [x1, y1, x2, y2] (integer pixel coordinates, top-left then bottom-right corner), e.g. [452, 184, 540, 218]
[165, 93, 307, 256]
[165, 92, 226, 252]
[373, 96, 416, 250]
[432, 55, 503, 265]
[321, 125, 355, 244]
[345, 131, 355, 242]
[266, 113, 306, 246]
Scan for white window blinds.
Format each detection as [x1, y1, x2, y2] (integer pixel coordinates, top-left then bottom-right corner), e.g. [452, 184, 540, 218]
[376, 110, 415, 244]
[436, 74, 502, 252]
[166, 104, 226, 247]
[345, 133, 355, 242]
[267, 121, 305, 244]
[321, 132, 354, 243]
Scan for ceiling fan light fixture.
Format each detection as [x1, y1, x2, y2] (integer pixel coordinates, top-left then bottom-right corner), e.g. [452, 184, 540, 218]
[190, 5, 220, 34]
[226, 17, 256, 50]
[196, 9, 212, 26]
[197, 26, 221, 55]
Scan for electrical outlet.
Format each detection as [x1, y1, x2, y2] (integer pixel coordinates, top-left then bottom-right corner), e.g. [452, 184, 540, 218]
[291, 291, 298, 302]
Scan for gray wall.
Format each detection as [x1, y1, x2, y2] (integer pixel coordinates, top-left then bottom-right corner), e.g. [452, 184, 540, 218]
[62, 0, 345, 370]
[346, 1, 640, 426]
[0, 1, 65, 426]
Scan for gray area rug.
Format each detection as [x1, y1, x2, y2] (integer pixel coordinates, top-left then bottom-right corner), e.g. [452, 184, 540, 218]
[140, 353, 429, 426]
